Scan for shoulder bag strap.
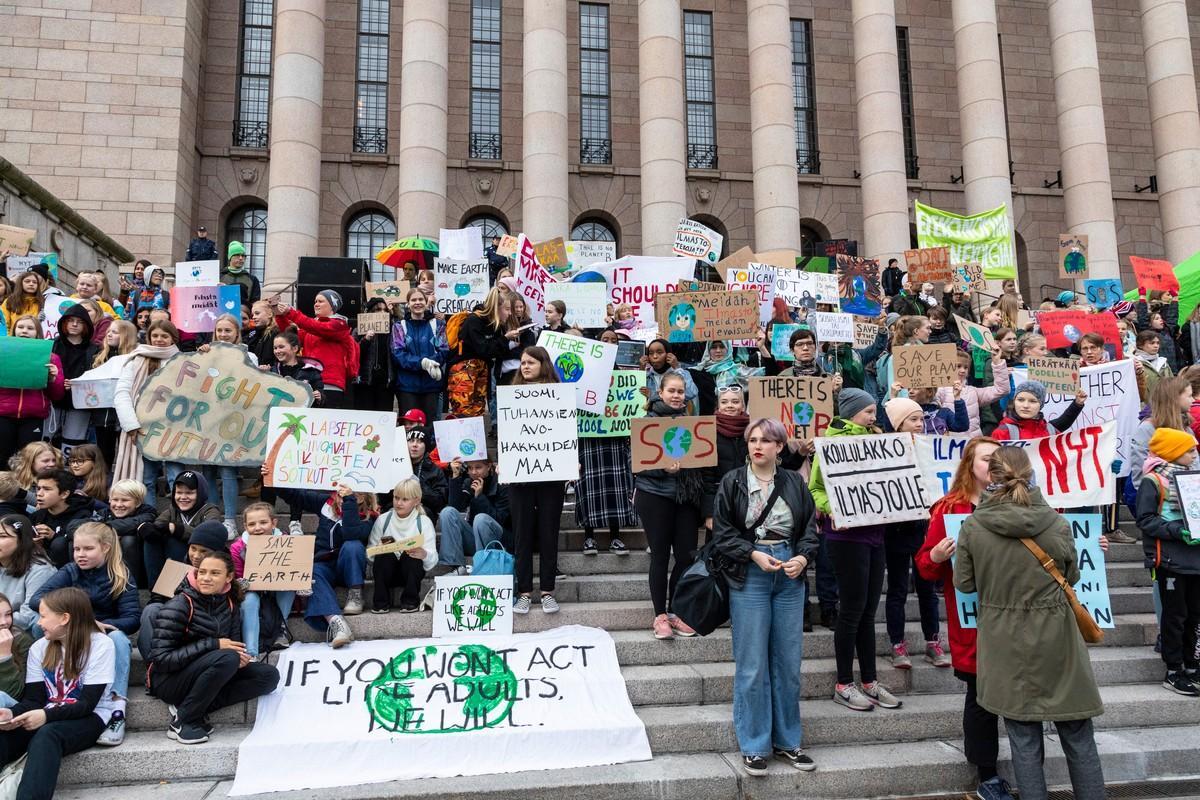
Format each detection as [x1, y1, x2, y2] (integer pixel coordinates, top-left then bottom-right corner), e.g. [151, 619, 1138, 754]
[1020, 537, 1104, 644]
[1019, 537, 1072, 593]
[737, 480, 784, 538]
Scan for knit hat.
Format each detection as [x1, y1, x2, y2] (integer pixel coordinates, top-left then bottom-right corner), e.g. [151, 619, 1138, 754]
[189, 520, 230, 554]
[1149, 428, 1198, 463]
[317, 289, 343, 314]
[837, 387, 875, 420]
[885, 312, 900, 328]
[406, 426, 428, 443]
[885, 398, 923, 431]
[29, 262, 52, 283]
[1012, 380, 1047, 406]
[227, 241, 246, 259]
[1111, 300, 1134, 318]
[1056, 290, 1075, 307]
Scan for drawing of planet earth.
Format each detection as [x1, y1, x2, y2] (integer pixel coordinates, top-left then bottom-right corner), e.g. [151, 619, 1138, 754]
[1062, 324, 1082, 343]
[792, 402, 815, 426]
[1063, 251, 1087, 274]
[460, 439, 477, 456]
[662, 426, 693, 458]
[454, 282, 471, 297]
[555, 352, 585, 382]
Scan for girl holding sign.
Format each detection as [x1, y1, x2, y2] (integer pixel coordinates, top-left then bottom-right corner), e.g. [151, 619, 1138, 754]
[230, 503, 296, 656]
[113, 319, 182, 507]
[447, 288, 518, 419]
[0, 314, 64, 466]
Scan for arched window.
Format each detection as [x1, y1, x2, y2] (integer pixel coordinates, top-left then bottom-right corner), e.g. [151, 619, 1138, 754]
[225, 205, 268, 281]
[799, 221, 830, 258]
[463, 213, 508, 251]
[571, 218, 616, 243]
[346, 210, 396, 280]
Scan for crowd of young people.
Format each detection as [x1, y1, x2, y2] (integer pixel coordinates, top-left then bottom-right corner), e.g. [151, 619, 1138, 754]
[0, 241, 1184, 800]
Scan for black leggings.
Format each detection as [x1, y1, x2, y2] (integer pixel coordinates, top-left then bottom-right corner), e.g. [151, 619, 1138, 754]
[0, 714, 105, 800]
[372, 552, 425, 609]
[0, 416, 43, 468]
[634, 491, 700, 616]
[827, 538, 885, 685]
[511, 481, 565, 595]
[396, 391, 440, 425]
[958, 670, 999, 783]
[150, 649, 279, 726]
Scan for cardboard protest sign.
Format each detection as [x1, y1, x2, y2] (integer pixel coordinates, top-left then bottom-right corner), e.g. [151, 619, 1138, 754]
[814, 433, 929, 527]
[1084, 278, 1122, 310]
[228, 626, 652, 795]
[854, 317, 881, 348]
[904, 247, 952, 284]
[433, 258, 490, 314]
[774, 267, 839, 309]
[747, 376, 835, 439]
[515, 234, 552, 325]
[533, 237, 569, 270]
[243, 535, 315, 591]
[915, 200, 1016, 280]
[364, 281, 412, 307]
[174, 260, 220, 288]
[631, 416, 717, 472]
[810, 311, 854, 343]
[497, 384, 578, 483]
[724, 264, 775, 324]
[569, 256, 696, 328]
[1173, 471, 1200, 536]
[536, 330, 617, 413]
[356, 312, 391, 334]
[151, 560, 191, 598]
[754, 250, 801, 270]
[716, 245, 755, 272]
[432, 575, 514, 638]
[770, 324, 801, 361]
[1037, 310, 1123, 359]
[578, 370, 646, 438]
[951, 261, 984, 291]
[0, 225, 35, 256]
[672, 218, 723, 263]
[1027, 355, 1081, 394]
[1130, 255, 1179, 293]
[134, 344, 314, 467]
[654, 289, 761, 343]
[0, 338, 52, 390]
[264, 408, 395, 492]
[817, 240, 857, 258]
[496, 234, 520, 258]
[999, 423, 1118, 504]
[433, 416, 488, 461]
[953, 314, 996, 352]
[565, 240, 616, 270]
[615, 340, 645, 368]
[677, 279, 725, 292]
[1058, 233, 1089, 279]
[835, 254, 882, 316]
[893, 344, 959, 389]
[544, 282, 608, 328]
[438, 227, 484, 261]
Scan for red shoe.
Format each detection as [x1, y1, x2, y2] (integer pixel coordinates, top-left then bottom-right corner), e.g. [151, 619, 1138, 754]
[653, 614, 674, 640]
[668, 614, 697, 637]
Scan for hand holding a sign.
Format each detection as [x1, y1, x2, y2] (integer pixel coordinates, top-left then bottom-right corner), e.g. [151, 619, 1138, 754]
[930, 537, 956, 564]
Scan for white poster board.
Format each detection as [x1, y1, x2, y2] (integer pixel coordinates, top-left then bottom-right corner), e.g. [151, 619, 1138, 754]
[515, 234, 552, 325]
[672, 218, 723, 263]
[433, 258, 490, 314]
[568, 256, 697, 329]
[775, 268, 839, 308]
[724, 263, 776, 324]
[438, 227, 484, 261]
[566, 240, 617, 271]
[433, 416, 489, 462]
[544, 282, 609, 329]
[497, 384, 578, 483]
[814, 433, 930, 527]
[41, 295, 77, 338]
[264, 408, 397, 492]
[380, 428, 413, 488]
[535, 330, 617, 413]
[174, 260, 220, 288]
[431, 574, 514, 638]
[810, 311, 854, 343]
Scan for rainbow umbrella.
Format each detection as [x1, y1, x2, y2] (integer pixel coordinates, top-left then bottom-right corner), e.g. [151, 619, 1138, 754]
[375, 236, 439, 270]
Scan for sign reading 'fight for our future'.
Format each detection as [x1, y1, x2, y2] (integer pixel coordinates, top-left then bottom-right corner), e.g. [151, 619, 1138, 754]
[814, 433, 930, 528]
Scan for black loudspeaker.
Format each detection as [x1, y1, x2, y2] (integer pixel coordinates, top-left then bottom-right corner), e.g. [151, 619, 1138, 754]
[296, 257, 365, 318]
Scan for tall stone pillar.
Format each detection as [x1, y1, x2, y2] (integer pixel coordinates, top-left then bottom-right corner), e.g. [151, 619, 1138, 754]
[1047, 0, 1119, 278]
[747, 0, 801, 252]
[396, 0, 449, 239]
[638, 0, 688, 256]
[264, 0, 326, 291]
[523, 0, 570, 241]
[1140, 0, 1200, 264]
[851, 0, 911, 264]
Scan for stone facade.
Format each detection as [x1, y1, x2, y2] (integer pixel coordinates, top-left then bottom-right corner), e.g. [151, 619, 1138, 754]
[3, 0, 1199, 299]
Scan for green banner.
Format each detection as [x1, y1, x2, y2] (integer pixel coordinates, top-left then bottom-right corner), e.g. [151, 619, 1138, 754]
[0, 338, 53, 390]
[914, 200, 1016, 280]
[578, 370, 646, 438]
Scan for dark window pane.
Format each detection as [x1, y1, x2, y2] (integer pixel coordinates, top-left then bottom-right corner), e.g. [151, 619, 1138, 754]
[225, 206, 268, 281]
[571, 219, 616, 242]
[792, 19, 819, 174]
[470, 1, 502, 159]
[683, 11, 715, 168]
[896, 27, 918, 179]
[347, 211, 396, 280]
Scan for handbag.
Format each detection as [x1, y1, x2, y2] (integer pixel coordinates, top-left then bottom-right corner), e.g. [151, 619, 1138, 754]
[0, 755, 26, 800]
[1020, 537, 1104, 644]
[672, 481, 784, 636]
[472, 540, 514, 576]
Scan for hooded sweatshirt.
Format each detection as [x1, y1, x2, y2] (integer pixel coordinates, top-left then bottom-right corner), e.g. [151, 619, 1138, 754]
[51, 303, 97, 410]
[155, 473, 223, 545]
[0, 351, 65, 420]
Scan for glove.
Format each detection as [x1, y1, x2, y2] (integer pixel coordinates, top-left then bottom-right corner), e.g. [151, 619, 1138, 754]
[1110, 459, 1123, 475]
[429, 365, 443, 382]
[1182, 529, 1200, 546]
[420, 358, 440, 378]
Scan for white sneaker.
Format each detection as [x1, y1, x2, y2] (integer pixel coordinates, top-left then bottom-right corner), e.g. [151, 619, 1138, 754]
[343, 587, 363, 615]
[224, 520, 237, 541]
[97, 711, 125, 746]
[288, 520, 304, 536]
[326, 615, 353, 649]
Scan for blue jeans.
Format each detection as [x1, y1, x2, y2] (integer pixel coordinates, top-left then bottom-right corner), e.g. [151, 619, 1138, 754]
[142, 459, 183, 509]
[305, 541, 366, 630]
[729, 541, 807, 758]
[0, 692, 16, 709]
[204, 465, 240, 521]
[241, 590, 296, 657]
[437, 508, 504, 567]
[143, 537, 188, 595]
[107, 629, 131, 699]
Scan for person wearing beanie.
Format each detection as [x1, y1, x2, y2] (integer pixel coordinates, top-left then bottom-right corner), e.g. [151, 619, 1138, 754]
[270, 290, 359, 408]
[1136, 287, 1180, 373]
[1056, 290, 1076, 308]
[808, 386, 903, 712]
[991, 379, 1088, 441]
[220, 240, 261, 305]
[406, 426, 448, 517]
[1136, 425, 1200, 695]
[885, 398, 923, 432]
[148, 471, 222, 592]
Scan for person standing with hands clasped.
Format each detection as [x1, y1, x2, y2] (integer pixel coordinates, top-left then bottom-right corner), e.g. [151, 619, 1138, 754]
[712, 418, 819, 776]
[955, 447, 1104, 800]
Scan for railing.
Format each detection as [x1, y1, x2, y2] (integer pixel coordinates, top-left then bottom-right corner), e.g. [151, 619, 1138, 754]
[232, 120, 269, 149]
[687, 143, 718, 170]
[353, 126, 388, 155]
[580, 137, 612, 165]
[469, 132, 502, 160]
[797, 148, 821, 175]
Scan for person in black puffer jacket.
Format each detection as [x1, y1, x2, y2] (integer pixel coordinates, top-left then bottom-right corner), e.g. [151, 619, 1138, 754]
[147, 550, 278, 744]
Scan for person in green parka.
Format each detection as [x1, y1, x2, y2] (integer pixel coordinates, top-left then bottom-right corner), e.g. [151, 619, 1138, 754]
[955, 446, 1104, 800]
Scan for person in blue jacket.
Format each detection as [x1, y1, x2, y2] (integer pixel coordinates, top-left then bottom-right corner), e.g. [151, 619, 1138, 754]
[392, 287, 448, 425]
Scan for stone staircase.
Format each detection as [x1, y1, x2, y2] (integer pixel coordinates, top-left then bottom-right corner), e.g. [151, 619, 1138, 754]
[60, 508, 1200, 800]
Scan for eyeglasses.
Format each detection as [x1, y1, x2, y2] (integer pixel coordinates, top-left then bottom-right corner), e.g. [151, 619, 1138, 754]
[68, 458, 94, 465]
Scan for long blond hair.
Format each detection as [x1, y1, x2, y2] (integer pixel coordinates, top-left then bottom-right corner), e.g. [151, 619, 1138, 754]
[71, 522, 130, 597]
[92, 319, 138, 367]
[987, 447, 1034, 506]
[474, 287, 507, 331]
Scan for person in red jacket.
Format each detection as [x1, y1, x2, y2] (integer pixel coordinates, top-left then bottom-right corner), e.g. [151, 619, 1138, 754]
[271, 291, 359, 409]
[0, 315, 65, 465]
[990, 380, 1087, 441]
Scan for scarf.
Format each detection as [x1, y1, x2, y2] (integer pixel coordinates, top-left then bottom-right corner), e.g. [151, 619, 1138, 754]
[716, 411, 749, 439]
[112, 343, 180, 485]
[1154, 460, 1186, 513]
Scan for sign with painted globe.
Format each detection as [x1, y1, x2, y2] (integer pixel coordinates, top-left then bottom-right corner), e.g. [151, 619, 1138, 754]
[630, 416, 718, 472]
[431, 575, 513, 638]
[536, 329, 617, 413]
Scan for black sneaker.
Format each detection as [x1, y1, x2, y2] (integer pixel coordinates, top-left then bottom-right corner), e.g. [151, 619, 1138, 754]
[774, 747, 816, 772]
[803, 603, 813, 633]
[174, 721, 210, 745]
[610, 538, 629, 556]
[370, 605, 391, 615]
[582, 538, 598, 555]
[1163, 671, 1200, 696]
[742, 755, 769, 776]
